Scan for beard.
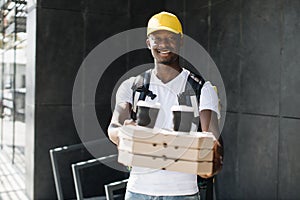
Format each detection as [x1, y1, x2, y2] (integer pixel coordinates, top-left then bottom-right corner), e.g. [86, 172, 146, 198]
[157, 53, 179, 65]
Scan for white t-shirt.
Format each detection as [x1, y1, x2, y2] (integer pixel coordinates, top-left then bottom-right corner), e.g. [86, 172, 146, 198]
[115, 68, 220, 196]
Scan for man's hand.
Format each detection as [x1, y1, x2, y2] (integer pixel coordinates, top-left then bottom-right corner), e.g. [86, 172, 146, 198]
[108, 103, 132, 145]
[123, 119, 137, 126]
[108, 119, 137, 146]
[200, 139, 223, 179]
[199, 109, 223, 178]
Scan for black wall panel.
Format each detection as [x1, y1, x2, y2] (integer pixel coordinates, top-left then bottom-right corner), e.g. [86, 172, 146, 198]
[27, 0, 300, 199]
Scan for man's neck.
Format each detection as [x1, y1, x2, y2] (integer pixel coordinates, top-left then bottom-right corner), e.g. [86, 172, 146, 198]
[154, 61, 182, 83]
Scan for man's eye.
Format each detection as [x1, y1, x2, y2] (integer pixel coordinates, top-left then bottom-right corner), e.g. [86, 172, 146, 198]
[168, 37, 176, 42]
[151, 36, 177, 43]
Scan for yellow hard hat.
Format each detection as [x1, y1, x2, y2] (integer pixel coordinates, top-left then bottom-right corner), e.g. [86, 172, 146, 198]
[147, 11, 183, 37]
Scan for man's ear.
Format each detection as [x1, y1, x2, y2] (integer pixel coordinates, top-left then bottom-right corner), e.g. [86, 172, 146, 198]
[146, 38, 151, 49]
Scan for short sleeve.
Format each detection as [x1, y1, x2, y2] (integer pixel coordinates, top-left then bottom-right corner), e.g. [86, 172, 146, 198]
[115, 77, 135, 106]
[199, 81, 221, 119]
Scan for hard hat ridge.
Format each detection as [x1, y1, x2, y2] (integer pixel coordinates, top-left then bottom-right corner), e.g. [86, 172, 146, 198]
[147, 11, 183, 37]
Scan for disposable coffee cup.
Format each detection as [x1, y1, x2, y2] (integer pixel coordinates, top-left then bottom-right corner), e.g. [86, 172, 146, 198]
[171, 105, 195, 132]
[136, 101, 160, 128]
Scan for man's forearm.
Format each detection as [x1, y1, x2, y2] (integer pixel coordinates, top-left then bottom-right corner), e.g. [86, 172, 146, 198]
[200, 110, 220, 139]
[108, 123, 122, 145]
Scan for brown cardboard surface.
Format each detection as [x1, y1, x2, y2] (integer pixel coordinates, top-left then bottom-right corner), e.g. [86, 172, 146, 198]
[119, 125, 215, 149]
[118, 150, 213, 175]
[118, 137, 213, 161]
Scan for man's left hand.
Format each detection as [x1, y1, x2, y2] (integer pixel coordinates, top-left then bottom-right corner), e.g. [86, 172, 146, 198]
[200, 140, 223, 179]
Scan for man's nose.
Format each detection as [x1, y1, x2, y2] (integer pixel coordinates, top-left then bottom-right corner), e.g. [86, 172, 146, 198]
[161, 38, 172, 44]
[157, 38, 171, 47]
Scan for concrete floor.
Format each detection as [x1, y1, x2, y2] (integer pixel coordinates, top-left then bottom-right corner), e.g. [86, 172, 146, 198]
[0, 119, 28, 200]
[0, 147, 28, 200]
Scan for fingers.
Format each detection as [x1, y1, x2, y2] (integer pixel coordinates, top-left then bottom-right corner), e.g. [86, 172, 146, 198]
[199, 172, 216, 179]
[116, 137, 120, 146]
[204, 142, 223, 178]
[200, 165, 222, 178]
[123, 119, 137, 126]
[199, 174, 212, 179]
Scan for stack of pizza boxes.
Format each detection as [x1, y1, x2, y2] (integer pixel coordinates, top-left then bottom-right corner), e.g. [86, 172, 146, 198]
[117, 125, 215, 175]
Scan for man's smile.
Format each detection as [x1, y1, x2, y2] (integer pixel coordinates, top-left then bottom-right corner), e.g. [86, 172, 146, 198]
[156, 49, 173, 57]
[157, 49, 171, 54]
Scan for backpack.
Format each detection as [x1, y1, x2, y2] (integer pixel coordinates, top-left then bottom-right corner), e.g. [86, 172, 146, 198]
[130, 68, 216, 200]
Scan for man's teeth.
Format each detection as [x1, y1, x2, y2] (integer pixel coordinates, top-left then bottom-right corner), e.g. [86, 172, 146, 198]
[158, 50, 170, 54]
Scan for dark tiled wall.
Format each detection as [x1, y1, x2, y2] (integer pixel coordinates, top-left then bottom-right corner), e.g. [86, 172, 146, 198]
[26, 0, 300, 199]
[210, 0, 300, 199]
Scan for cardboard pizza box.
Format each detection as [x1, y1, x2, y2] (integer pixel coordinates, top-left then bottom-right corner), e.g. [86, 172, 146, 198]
[119, 125, 215, 149]
[118, 150, 213, 175]
[118, 137, 213, 162]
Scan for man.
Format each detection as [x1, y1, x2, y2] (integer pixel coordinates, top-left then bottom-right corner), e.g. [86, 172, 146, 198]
[108, 11, 222, 200]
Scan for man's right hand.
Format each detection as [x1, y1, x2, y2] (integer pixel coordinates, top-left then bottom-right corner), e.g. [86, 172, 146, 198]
[123, 119, 137, 126]
[108, 102, 132, 145]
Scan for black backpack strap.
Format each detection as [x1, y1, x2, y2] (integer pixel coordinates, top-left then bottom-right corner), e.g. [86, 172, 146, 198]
[130, 69, 155, 120]
[177, 72, 205, 106]
[187, 72, 205, 102]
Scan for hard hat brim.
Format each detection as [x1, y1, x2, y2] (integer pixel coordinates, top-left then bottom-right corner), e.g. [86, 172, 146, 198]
[147, 26, 183, 37]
